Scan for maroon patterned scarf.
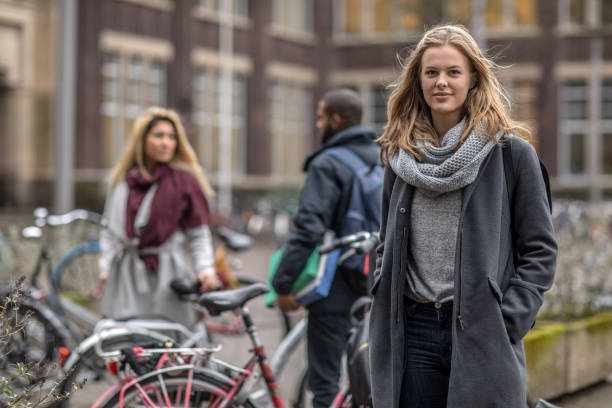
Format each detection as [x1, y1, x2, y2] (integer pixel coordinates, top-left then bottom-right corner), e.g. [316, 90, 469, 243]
[125, 164, 211, 272]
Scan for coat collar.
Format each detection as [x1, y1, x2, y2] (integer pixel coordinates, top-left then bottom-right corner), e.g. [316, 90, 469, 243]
[303, 125, 377, 171]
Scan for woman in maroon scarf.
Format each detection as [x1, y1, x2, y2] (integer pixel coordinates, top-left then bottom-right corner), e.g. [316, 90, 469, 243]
[99, 107, 218, 327]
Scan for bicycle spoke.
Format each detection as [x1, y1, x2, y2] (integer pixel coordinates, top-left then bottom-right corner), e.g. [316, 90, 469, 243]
[156, 373, 172, 408]
[135, 382, 158, 408]
[183, 369, 194, 408]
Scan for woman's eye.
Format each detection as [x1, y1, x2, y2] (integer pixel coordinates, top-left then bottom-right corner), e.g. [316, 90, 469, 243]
[426, 70, 436, 76]
[450, 70, 461, 75]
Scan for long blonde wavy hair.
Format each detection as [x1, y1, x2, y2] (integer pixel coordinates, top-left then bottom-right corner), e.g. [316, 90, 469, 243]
[109, 107, 214, 197]
[378, 24, 531, 166]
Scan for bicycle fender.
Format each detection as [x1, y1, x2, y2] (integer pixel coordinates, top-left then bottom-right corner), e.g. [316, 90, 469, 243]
[62, 327, 173, 373]
[124, 364, 232, 386]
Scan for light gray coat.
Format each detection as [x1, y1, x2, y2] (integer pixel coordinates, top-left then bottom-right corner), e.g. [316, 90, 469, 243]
[99, 181, 215, 328]
[369, 137, 557, 407]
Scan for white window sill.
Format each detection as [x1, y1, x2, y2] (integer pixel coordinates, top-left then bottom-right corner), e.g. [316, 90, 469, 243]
[268, 25, 317, 45]
[192, 7, 252, 30]
[118, 0, 174, 11]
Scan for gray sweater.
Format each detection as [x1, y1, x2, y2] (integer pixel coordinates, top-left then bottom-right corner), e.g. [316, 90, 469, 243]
[406, 188, 462, 303]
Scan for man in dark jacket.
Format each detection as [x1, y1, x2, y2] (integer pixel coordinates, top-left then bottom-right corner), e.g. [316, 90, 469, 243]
[273, 88, 380, 408]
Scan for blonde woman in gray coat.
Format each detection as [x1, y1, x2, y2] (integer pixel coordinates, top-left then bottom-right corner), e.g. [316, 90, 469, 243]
[99, 107, 218, 328]
[369, 25, 557, 407]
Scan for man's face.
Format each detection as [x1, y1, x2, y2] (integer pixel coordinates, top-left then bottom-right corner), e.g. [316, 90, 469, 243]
[316, 101, 336, 142]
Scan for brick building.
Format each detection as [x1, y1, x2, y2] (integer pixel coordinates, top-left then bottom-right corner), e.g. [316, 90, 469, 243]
[2, 0, 612, 210]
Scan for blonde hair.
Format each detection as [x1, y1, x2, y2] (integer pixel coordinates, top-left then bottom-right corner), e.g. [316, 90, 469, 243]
[378, 24, 531, 166]
[109, 107, 214, 197]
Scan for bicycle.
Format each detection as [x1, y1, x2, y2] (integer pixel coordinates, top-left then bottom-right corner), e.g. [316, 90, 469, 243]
[87, 231, 379, 408]
[90, 282, 296, 407]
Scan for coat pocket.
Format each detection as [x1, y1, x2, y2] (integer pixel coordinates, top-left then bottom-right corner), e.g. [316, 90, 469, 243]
[487, 277, 503, 305]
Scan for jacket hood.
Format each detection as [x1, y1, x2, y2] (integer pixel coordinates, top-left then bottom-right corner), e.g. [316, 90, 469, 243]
[303, 125, 378, 170]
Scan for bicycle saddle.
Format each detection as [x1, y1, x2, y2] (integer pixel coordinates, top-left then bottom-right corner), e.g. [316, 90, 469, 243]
[198, 282, 268, 315]
[216, 226, 253, 252]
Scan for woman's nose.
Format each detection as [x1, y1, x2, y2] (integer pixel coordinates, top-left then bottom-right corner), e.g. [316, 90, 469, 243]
[436, 76, 448, 87]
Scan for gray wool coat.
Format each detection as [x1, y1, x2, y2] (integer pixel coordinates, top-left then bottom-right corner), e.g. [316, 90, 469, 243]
[369, 137, 557, 407]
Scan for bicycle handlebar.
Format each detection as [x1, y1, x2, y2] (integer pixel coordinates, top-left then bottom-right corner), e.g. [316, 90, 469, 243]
[34, 207, 103, 227]
[318, 231, 379, 255]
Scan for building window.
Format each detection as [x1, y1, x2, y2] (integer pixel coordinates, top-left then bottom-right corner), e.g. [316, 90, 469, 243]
[268, 81, 313, 179]
[192, 68, 246, 179]
[486, 0, 537, 27]
[372, 85, 388, 135]
[569, 133, 586, 174]
[561, 80, 588, 120]
[271, 0, 314, 34]
[511, 80, 538, 124]
[604, 0, 612, 25]
[197, 0, 248, 18]
[101, 52, 167, 168]
[560, 80, 588, 175]
[336, 0, 444, 36]
[602, 133, 612, 174]
[602, 80, 612, 119]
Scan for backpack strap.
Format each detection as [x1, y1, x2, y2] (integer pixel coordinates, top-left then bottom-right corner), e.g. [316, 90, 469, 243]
[324, 146, 369, 173]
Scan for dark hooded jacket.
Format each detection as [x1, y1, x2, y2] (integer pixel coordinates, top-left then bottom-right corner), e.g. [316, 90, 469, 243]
[369, 136, 557, 407]
[272, 125, 380, 315]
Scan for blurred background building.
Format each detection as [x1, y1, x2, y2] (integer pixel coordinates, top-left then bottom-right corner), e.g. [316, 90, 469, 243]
[1, 0, 612, 211]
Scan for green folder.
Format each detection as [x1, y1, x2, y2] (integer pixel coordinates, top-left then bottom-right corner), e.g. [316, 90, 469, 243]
[265, 245, 321, 307]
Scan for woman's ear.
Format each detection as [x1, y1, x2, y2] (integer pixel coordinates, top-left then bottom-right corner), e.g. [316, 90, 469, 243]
[470, 72, 478, 91]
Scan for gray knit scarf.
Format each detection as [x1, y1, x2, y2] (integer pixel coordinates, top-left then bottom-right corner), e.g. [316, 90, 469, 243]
[389, 119, 497, 196]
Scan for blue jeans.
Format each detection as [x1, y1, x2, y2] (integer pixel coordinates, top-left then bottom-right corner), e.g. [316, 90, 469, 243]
[399, 298, 453, 408]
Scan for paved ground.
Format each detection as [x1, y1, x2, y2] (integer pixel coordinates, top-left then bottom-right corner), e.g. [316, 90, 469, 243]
[548, 376, 612, 407]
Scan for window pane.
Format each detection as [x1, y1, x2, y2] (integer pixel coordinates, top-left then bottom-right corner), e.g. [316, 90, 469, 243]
[452, 0, 471, 26]
[346, 0, 362, 33]
[372, 85, 388, 135]
[374, 0, 390, 32]
[569, 0, 585, 25]
[569, 133, 585, 174]
[486, 0, 503, 27]
[271, 0, 283, 25]
[603, 133, 612, 174]
[515, 0, 536, 25]
[512, 80, 537, 122]
[602, 80, 612, 119]
[561, 81, 587, 120]
[233, 0, 248, 18]
[400, 0, 422, 30]
[604, 0, 612, 24]
[127, 56, 143, 108]
[102, 53, 120, 103]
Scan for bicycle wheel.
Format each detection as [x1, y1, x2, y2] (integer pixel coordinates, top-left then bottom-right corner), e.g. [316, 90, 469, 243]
[50, 241, 102, 317]
[101, 369, 257, 408]
[292, 367, 312, 408]
[57, 331, 169, 408]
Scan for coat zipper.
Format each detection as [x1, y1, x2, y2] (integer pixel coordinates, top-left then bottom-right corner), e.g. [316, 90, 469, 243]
[457, 228, 465, 331]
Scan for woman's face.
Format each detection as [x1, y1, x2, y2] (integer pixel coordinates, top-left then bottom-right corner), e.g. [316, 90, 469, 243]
[419, 44, 476, 126]
[144, 120, 177, 168]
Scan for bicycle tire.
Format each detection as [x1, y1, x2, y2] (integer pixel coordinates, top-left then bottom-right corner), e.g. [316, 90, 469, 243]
[100, 369, 257, 408]
[292, 366, 311, 408]
[50, 241, 102, 318]
[56, 330, 170, 408]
